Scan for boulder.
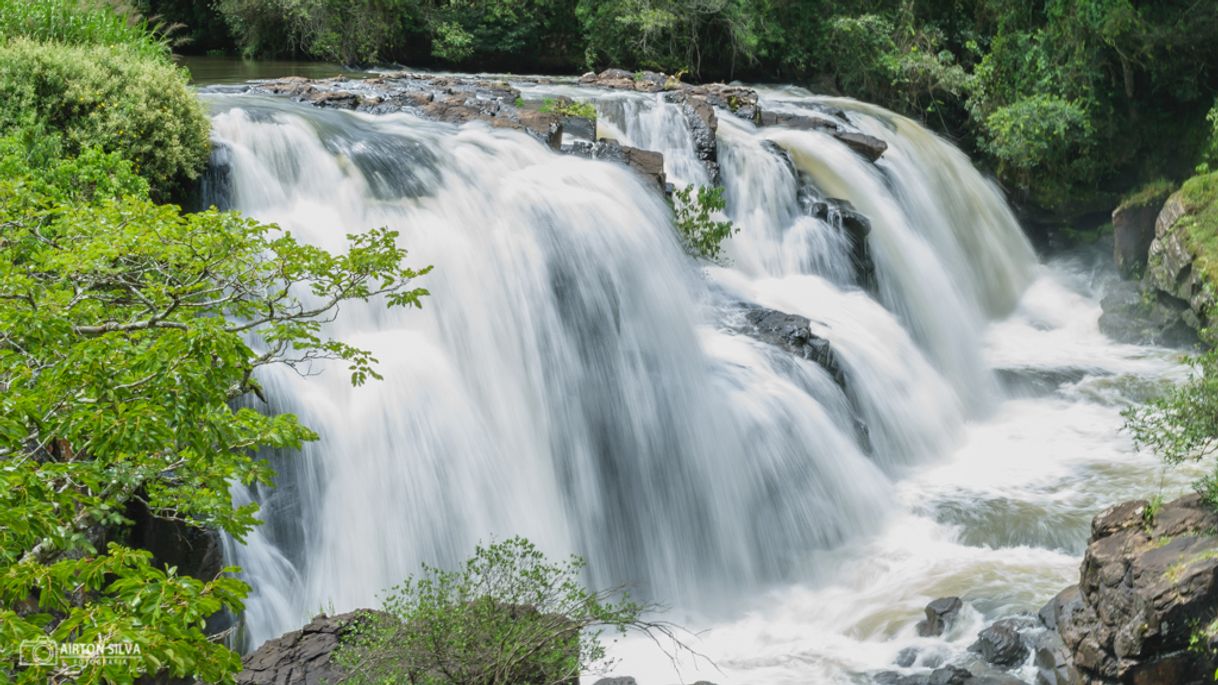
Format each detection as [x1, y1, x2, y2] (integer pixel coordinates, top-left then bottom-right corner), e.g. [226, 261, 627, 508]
[1097, 280, 1199, 348]
[1052, 494, 1218, 683]
[808, 197, 876, 291]
[969, 619, 1029, 669]
[665, 90, 720, 183]
[1143, 180, 1218, 334]
[237, 611, 381, 685]
[917, 597, 964, 638]
[562, 140, 667, 193]
[1112, 186, 1172, 278]
[757, 110, 888, 162]
[592, 679, 638, 685]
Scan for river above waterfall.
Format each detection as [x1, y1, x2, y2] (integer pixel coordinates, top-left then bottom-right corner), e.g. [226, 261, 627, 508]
[195, 66, 1191, 684]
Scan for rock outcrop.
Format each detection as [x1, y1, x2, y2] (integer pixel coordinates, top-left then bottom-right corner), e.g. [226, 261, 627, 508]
[562, 140, 667, 192]
[1048, 495, 1218, 684]
[237, 611, 378, 685]
[758, 109, 888, 162]
[1143, 173, 1218, 335]
[1112, 185, 1172, 279]
[1097, 280, 1199, 348]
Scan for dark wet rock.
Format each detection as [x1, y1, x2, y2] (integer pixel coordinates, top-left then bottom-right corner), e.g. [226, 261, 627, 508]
[237, 611, 382, 685]
[592, 678, 638, 685]
[1052, 494, 1218, 684]
[875, 671, 931, 685]
[197, 139, 233, 211]
[1097, 280, 1199, 348]
[1113, 190, 1171, 279]
[665, 90, 719, 183]
[897, 647, 920, 667]
[917, 597, 965, 638]
[969, 619, 1030, 669]
[562, 140, 667, 193]
[929, 666, 974, 685]
[757, 110, 887, 162]
[805, 196, 875, 290]
[1031, 628, 1080, 685]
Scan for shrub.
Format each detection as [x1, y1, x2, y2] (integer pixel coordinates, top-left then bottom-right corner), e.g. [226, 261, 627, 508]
[673, 184, 736, 261]
[0, 39, 210, 199]
[335, 538, 661, 685]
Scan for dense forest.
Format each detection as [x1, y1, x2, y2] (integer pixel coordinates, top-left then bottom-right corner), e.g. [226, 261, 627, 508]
[137, 0, 1218, 229]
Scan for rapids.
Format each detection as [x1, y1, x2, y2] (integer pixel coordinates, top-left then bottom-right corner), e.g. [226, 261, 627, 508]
[202, 78, 1188, 684]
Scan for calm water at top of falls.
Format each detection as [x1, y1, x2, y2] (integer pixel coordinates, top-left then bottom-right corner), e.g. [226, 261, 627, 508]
[196, 66, 1191, 684]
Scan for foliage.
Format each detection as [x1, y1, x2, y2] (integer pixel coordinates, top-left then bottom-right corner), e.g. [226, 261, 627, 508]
[538, 98, 596, 119]
[672, 184, 735, 261]
[1125, 345, 1218, 510]
[980, 95, 1094, 208]
[0, 134, 429, 683]
[334, 537, 655, 685]
[0, 39, 210, 200]
[0, 0, 171, 61]
[1198, 99, 1218, 174]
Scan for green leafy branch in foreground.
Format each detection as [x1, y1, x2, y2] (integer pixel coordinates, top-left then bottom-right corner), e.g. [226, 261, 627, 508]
[0, 143, 429, 684]
[672, 184, 736, 261]
[335, 537, 701, 685]
[1124, 347, 1218, 509]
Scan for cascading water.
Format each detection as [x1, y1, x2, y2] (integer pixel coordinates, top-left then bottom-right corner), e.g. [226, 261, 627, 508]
[203, 80, 1186, 683]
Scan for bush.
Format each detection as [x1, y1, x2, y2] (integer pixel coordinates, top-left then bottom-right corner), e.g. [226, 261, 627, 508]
[335, 538, 657, 685]
[0, 39, 210, 199]
[673, 184, 736, 261]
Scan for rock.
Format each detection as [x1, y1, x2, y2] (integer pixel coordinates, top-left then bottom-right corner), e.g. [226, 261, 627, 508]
[757, 110, 887, 162]
[562, 140, 667, 193]
[1144, 183, 1218, 335]
[244, 72, 564, 149]
[1113, 187, 1171, 278]
[1052, 494, 1218, 683]
[896, 647, 920, 667]
[237, 611, 382, 685]
[875, 671, 931, 685]
[969, 619, 1029, 669]
[929, 666, 974, 685]
[916, 597, 964, 638]
[1097, 280, 1199, 348]
[592, 678, 638, 685]
[665, 90, 719, 183]
[1031, 629, 1080, 685]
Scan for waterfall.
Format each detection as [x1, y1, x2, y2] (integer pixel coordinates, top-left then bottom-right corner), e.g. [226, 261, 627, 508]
[205, 87, 1041, 655]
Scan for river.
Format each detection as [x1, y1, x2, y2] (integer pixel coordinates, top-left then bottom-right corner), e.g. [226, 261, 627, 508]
[188, 60, 1190, 684]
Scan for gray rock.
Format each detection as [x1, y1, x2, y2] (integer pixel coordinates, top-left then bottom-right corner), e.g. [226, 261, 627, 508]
[917, 596, 964, 638]
[1097, 280, 1198, 348]
[562, 140, 667, 193]
[969, 619, 1029, 669]
[896, 647, 920, 667]
[592, 679, 638, 685]
[757, 110, 887, 162]
[1113, 190, 1170, 278]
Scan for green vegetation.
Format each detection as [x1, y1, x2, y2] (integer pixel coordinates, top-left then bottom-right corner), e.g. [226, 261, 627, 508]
[0, 39, 210, 200]
[673, 185, 736, 261]
[1126, 340, 1218, 510]
[0, 2, 429, 683]
[1120, 178, 1176, 211]
[335, 537, 659, 685]
[538, 97, 596, 119]
[135, 0, 1218, 224]
[1168, 173, 1218, 287]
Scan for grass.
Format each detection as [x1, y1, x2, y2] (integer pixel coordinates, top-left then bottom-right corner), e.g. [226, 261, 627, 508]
[1120, 178, 1176, 210]
[0, 0, 170, 62]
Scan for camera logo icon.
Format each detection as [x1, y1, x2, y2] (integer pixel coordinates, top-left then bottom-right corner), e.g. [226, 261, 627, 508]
[18, 639, 58, 667]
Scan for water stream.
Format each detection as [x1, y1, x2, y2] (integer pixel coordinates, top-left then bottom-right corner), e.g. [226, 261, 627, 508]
[202, 78, 1187, 684]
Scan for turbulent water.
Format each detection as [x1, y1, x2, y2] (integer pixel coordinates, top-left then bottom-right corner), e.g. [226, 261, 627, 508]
[204, 79, 1187, 684]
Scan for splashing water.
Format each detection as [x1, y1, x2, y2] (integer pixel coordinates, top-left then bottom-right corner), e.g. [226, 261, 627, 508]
[204, 83, 1184, 683]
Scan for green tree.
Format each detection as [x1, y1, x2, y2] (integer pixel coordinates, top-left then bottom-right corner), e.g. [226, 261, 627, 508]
[673, 184, 736, 261]
[0, 141, 430, 684]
